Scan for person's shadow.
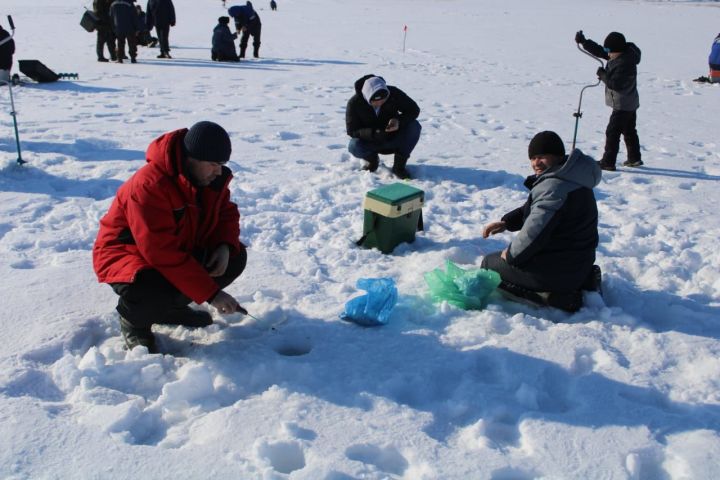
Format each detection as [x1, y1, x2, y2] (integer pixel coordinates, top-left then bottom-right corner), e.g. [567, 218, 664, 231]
[0, 160, 122, 199]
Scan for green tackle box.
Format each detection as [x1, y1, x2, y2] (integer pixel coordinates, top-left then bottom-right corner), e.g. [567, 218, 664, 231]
[360, 183, 424, 254]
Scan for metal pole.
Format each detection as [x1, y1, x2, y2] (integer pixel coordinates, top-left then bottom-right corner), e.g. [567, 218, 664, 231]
[572, 42, 605, 151]
[5, 81, 24, 165]
[2, 15, 24, 165]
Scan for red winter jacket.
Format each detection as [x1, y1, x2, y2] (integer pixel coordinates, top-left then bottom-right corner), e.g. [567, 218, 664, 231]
[93, 128, 241, 304]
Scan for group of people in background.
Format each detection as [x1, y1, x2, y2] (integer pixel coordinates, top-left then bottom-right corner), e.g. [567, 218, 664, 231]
[212, 2, 262, 62]
[93, 0, 175, 63]
[92, 0, 269, 65]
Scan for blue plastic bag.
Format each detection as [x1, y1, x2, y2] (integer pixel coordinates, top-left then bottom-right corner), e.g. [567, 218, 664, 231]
[340, 277, 398, 327]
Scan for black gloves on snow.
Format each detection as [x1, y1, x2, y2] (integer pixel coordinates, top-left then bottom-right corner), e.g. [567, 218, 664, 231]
[575, 30, 586, 44]
[596, 67, 607, 81]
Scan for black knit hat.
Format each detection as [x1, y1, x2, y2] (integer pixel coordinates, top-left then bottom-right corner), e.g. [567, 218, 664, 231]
[528, 131, 565, 159]
[184, 121, 232, 164]
[603, 32, 626, 53]
[218, 16, 230, 24]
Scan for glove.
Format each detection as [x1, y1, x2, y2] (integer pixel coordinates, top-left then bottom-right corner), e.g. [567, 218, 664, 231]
[596, 67, 607, 81]
[575, 30, 586, 44]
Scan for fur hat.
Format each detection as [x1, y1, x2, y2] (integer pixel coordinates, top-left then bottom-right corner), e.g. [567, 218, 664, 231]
[603, 32, 627, 53]
[183, 121, 232, 164]
[528, 131, 565, 159]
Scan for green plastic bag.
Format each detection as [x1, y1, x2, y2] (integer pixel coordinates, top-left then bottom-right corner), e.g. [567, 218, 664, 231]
[424, 260, 501, 310]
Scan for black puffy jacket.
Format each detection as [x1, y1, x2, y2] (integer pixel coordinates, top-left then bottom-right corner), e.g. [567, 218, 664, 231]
[0, 27, 14, 71]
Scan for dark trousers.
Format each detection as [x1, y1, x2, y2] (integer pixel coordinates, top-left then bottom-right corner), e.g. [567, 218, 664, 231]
[481, 251, 588, 293]
[116, 34, 138, 60]
[239, 24, 261, 54]
[96, 28, 116, 60]
[156, 27, 170, 54]
[111, 247, 247, 328]
[601, 110, 641, 166]
[348, 119, 422, 161]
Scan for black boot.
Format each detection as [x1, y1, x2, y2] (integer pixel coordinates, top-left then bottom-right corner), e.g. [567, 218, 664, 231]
[159, 306, 213, 328]
[253, 46, 260, 58]
[239, 46, 247, 58]
[581, 265, 603, 297]
[362, 154, 379, 172]
[391, 153, 411, 179]
[119, 317, 158, 353]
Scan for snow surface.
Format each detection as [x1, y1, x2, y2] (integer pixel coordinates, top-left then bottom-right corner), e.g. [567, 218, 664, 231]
[1, 0, 720, 478]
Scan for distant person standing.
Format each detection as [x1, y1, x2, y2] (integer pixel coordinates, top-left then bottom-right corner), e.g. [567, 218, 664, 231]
[147, 0, 175, 58]
[94, 0, 117, 62]
[110, 0, 140, 63]
[270, 0, 277, 11]
[576, 30, 642, 171]
[212, 16, 239, 62]
[705, 33, 720, 83]
[0, 23, 14, 83]
[229, 1, 262, 58]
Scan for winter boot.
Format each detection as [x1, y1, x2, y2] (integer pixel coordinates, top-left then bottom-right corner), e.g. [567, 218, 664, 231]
[391, 153, 411, 179]
[159, 306, 213, 328]
[98, 57, 109, 62]
[119, 317, 158, 353]
[581, 265, 603, 297]
[597, 160, 616, 172]
[130, 57, 137, 64]
[546, 291, 583, 313]
[362, 154, 379, 172]
[239, 46, 247, 58]
[622, 159, 644, 167]
[253, 45, 260, 58]
[498, 281, 583, 313]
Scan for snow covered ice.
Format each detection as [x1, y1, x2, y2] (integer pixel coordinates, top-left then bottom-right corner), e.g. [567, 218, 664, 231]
[1, 0, 720, 478]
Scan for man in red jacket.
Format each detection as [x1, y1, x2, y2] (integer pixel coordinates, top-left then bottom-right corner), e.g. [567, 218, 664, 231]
[93, 121, 246, 353]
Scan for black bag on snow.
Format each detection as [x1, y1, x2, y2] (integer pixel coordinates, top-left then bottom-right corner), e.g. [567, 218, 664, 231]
[80, 10, 99, 33]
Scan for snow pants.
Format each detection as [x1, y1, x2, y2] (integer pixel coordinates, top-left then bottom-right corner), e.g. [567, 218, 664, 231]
[348, 119, 422, 161]
[601, 109, 641, 167]
[156, 26, 171, 55]
[239, 23, 261, 55]
[111, 246, 247, 328]
[116, 34, 137, 60]
[481, 251, 589, 294]
[96, 28, 117, 60]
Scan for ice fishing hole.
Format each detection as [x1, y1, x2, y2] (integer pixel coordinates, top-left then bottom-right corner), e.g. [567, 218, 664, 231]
[273, 338, 313, 357]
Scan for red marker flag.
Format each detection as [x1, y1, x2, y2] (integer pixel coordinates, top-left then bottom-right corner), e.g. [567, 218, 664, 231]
[402, 25, 408, 52]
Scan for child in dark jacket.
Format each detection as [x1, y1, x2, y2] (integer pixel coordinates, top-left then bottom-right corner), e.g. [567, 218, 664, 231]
[212, 16, 238, 62]
[576, 31, 642, 171]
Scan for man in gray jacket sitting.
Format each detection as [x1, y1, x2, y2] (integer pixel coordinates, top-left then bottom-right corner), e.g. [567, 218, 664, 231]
[481, 131, 602, 312]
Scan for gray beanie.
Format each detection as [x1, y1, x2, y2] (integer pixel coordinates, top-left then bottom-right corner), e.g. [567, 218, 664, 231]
[183, 121, 232, 164]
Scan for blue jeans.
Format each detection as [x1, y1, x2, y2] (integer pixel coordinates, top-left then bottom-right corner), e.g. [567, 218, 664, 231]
[348, 120, 421, 160]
